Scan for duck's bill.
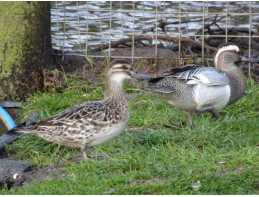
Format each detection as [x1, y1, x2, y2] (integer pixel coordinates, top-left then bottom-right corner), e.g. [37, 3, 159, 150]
[132, 70, 152, 80]
[240, 56, 259, 63]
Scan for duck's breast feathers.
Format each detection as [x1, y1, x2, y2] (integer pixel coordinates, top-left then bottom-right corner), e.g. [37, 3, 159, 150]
[153, 65, 230, 87]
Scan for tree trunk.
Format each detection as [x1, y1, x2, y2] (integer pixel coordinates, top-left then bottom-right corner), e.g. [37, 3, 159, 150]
[0, 2, 54, 101]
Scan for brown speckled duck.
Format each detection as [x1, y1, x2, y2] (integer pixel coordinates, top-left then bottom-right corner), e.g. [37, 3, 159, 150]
[11, 59, 150, 158]
[143, 43, 259, 128]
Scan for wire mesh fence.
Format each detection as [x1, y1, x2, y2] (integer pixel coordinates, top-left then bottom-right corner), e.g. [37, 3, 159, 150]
[50, 1, 259, 77]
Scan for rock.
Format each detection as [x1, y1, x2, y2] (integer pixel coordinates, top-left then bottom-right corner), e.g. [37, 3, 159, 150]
[0, 159, 32, 189]
[191, 181, 202, 191]
[0, 132, 19, 151]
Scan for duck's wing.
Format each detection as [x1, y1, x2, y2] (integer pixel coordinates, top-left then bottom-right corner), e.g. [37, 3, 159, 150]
[162, 65, 230, 86]
[145, 65, 230, 94]
[145, 76, 177, 93]
[15, 101, 106, 134]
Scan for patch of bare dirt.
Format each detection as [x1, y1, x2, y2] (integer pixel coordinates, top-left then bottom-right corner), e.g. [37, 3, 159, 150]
[0, 155, 84, 190]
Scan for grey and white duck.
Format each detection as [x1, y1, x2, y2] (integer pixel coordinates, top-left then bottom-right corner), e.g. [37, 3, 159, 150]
[9, 59, 150, 158]
[143, 43, 259, 128]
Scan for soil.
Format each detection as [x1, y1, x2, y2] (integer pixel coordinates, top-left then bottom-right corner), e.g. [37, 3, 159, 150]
[0, 154, 86, 190]
[0, 122, 7, 137]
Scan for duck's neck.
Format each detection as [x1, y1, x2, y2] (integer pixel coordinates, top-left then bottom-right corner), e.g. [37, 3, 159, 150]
[104, 78, 125, 100]
[216, 59, 246, 106]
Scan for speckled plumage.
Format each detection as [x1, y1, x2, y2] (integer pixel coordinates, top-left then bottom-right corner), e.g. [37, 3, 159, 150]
[14, 59, 149, 158]
[19, 98, 129, 148]
[143, 43, 259, 128]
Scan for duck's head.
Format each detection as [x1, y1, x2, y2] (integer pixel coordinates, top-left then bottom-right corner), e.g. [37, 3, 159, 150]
[105, 59, 151, 84]
[214, 43, 259, 68]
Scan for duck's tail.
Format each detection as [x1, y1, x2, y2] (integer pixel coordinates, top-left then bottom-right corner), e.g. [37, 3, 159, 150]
[0, 127, 20, 150]
[136, 75, 176, 94]
[0, 113, 39, 150]
[0, 126, 36, 150]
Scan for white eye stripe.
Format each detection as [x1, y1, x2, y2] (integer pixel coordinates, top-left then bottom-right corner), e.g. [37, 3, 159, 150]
[112, 64, 129, 69]
[214, 45, 240, 67]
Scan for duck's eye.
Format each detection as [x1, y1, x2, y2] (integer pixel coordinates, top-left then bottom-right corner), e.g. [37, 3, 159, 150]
[122, 65, 127, 69]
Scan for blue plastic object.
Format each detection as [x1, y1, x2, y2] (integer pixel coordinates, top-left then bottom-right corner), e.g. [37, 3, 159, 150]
[0, 106, 17, 130]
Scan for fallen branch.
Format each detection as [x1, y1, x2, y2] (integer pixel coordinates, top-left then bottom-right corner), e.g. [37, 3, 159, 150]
[242, 64, 259, 72]
[90, 35, 216, 53]
[142, 16, 221, 34]
[193, 15, 228, 37]
[203, 27, 256, 36]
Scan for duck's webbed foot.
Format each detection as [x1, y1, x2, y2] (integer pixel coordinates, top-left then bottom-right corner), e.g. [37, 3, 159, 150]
[81, 147, 106, 160]
[188, 112, 196, 129]
[196, 106, 219, 120]
[209, 110, 219, 119]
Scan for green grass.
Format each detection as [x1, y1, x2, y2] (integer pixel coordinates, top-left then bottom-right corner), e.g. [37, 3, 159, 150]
[1, 77, 259, 194]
